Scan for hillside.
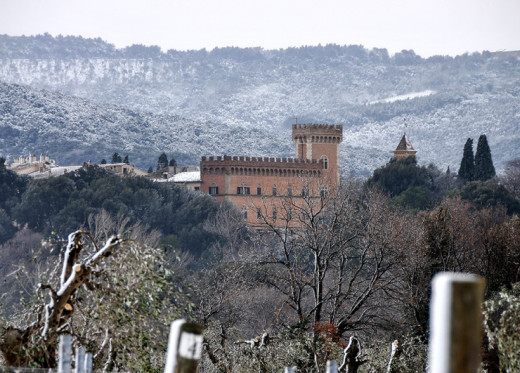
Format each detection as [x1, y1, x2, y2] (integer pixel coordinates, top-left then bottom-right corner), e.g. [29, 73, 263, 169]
[0, 34, 519, 174]
[0, 82, 291, 169]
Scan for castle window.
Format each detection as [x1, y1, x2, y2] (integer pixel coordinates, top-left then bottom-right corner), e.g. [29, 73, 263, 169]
[320, 187, 328, 199]
[257, 208, 262, 220]
[272, 208, 277, 221]
[287, 187, 293, 196]
[287, 208, 293, 221]
[237, 186, 250, 195]
[272, 185, 277, 196]
[257, 186, 262, 195]
[209, 184, 219, 195]
[301, 187, 308, 197]
[321, 155, 329, 170]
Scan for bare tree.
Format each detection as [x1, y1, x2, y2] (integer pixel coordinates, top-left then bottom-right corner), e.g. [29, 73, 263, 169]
[246, 180, 411, 371]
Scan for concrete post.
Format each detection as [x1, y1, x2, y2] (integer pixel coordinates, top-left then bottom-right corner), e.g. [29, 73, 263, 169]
[75, 347, 85, 373]
[164, 319, 203, 373]
[326, 360, 338, 373]
[58, 335, 72, 373]
[428, 272, 486, 373]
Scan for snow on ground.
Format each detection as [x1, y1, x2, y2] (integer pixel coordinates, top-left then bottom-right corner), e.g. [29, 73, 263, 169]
[369, 90, 435, 104]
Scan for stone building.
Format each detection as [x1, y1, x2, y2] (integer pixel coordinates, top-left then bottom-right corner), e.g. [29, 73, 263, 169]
[200, 124, 343, 226]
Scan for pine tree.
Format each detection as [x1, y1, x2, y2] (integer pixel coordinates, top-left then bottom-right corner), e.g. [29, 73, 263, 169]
[474, 134, 496, 181]
[100, 159, 107, 164]
[458, 138, 474, 182]
[123, 155, 129, 164]
[111, 153, 122, 163]
[157, 152, 168, 171]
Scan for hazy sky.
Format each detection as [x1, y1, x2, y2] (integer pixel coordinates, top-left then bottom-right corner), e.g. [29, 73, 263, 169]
[1, 0, 519, 57]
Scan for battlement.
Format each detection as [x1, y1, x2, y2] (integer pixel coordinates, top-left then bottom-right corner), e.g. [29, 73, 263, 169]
[292, 124, 343, 142]
[201, 155, 323, 170]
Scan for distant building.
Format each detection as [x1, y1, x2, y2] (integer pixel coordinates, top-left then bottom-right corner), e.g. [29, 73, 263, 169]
[7, 153, 56, 176]
[7, 154, 147, 178]
[168, 171, 201, 191]
[100, 162, 148, 177]
[393, 133, 417, 159]
[200, 124, 343, 226]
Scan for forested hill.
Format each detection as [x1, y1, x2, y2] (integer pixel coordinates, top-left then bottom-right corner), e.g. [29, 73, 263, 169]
[0, 34, 519, 174]
[0, 81, 291, 169]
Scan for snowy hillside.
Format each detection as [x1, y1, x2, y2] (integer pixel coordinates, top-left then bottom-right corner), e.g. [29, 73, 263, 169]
[0, 35, 519, 174]
[0, 82, 293, 170]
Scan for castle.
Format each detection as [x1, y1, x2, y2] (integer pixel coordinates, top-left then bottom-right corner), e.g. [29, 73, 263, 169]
[200, 124, 343, 226]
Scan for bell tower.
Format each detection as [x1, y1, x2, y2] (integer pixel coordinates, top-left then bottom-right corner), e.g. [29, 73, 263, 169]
[292, 124, 343, 186]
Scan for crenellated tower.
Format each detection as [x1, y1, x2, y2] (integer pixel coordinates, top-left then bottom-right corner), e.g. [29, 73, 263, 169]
[292, 124, 343, 185]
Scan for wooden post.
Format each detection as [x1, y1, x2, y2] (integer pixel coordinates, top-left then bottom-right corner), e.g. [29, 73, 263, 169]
[428, 272, 486, 373]
[326, 360, 338, 373]
[164, 319, 203, 373]
[58, 335, 72, 373]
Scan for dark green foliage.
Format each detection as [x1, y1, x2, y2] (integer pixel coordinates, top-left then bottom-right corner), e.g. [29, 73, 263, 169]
[0, 158, 27, 212]
[147, 166, 153, 173]
[0, 158, 28, 243]
[100, 158, 107, 164]
[157, 152, 168, 171]
[10, 166, 225, 256]
[0, 208, 17, 243]
[474, 134, 496, 181]
[392, 186, 430, 210]
[111, 152, 122, 163]
[367, 157, 445, 209]
[458, 138, 475, 182]
[368, 157, 427, 197]
[460, 181, 520, 215]
[168, 158, 177, 167]
[123, 155, 129, 164]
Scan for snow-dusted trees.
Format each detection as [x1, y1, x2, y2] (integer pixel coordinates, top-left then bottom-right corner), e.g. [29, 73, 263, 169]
[0, 211, 185, 371]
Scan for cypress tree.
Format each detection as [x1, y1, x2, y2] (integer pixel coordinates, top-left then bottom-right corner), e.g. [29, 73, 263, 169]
[157, 152, 168, 171]
[474, 134, 496, 181]
[458, 138, 475, 182]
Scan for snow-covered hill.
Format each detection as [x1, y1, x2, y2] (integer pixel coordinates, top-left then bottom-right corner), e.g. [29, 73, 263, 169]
[0, 35, 519, 174]
[0, 82, 293, 170]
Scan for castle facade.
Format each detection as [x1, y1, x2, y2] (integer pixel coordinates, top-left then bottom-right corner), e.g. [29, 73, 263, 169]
[200, 124, 343, 226]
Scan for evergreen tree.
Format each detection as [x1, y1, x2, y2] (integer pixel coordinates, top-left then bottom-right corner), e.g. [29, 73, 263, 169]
[474, 134, 496, 181]
[168, 157, 177, 167]
[157, 152, 168, 171]
[458, 138, 475, 182]
[147, 166, 153, 174]
[123, 155, 129, 164]
[111, 152, 122, 163]
[100, 159, 107, 164]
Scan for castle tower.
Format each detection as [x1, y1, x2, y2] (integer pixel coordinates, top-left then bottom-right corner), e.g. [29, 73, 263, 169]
[292, 124, 343, 185]
[393, 133, 417, 159]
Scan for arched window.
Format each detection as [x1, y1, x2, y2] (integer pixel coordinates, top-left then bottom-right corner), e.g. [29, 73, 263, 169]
[321, 155, 329, 170]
